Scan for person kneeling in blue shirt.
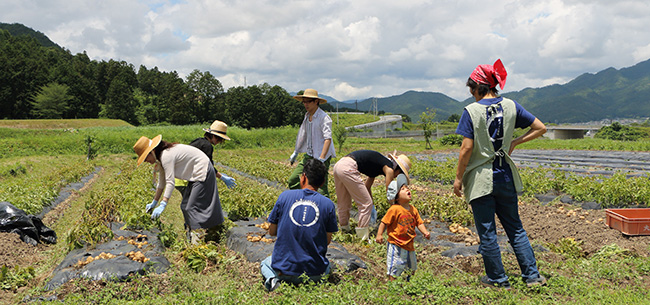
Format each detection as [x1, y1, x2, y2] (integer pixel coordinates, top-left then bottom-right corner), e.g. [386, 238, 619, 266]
[260, 159, 338, 292]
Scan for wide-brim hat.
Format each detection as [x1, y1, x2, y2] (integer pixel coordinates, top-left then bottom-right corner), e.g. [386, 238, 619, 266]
[203, 120, 231, 140]
[388, 151, 411, 183]
[133, 135, 162, 166]
[293, 88, 327, 104]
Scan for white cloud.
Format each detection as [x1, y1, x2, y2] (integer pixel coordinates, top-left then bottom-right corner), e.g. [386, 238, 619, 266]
[1, 0, 650, 101]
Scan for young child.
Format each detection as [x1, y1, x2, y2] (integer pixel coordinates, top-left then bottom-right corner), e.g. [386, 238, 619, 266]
[375, 173, 431, 280]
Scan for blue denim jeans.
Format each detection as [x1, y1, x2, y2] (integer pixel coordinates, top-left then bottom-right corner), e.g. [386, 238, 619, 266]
[260, 256, 330, 286]
[470, 181, 540, 284]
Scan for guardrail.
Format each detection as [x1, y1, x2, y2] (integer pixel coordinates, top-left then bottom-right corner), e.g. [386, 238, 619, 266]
[348, 129, 456, 139]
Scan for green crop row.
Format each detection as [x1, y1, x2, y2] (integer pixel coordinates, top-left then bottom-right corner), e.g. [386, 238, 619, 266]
[412, 155, 650, 208]
[0, 156, 95, 215]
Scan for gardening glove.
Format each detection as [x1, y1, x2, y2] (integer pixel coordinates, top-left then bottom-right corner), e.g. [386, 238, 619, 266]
[220, 173, 237, 189]
[146, 199, 158, 214]
[289, 151, 298, 165]
[386, 180, 398, 203]
[151, 201, 167, 219]
[316, 157, 326, 163]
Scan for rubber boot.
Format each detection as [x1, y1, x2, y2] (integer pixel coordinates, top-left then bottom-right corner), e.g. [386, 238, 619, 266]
[355, 226, 370, 242]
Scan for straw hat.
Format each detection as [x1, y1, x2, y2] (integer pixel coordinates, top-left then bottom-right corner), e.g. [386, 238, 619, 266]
[388, 152, 411, 183]
[293, 88, 327, 104]
[133, 135, 162, 166]
[203, 120, 231, 140]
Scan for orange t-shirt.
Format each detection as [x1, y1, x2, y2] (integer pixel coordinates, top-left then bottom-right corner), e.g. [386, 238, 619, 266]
[381, 204, 423, 251]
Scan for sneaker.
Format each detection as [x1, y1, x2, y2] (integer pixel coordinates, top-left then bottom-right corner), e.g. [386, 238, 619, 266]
[265, 277, 280, 292]
[480, 276, 511, 290]
[526, 275, 547, 287]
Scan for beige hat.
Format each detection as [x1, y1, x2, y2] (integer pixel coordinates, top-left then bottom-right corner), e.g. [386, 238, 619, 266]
[133, 135, 162, 166]
[293, 88, 327, 104]
[203, 120, 231, 140]
[388, 152, 411, 183]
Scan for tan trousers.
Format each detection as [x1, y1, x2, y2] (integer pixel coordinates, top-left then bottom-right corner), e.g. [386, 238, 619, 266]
[333, 156, 374, 228]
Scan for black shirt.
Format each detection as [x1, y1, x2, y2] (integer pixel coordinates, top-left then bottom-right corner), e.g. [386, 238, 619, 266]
[189, 137, 217, 172]
[347, 150, 392, 177]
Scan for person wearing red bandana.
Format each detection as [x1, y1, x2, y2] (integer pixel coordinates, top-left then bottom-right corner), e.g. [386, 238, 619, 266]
[453, 59, 548, 289]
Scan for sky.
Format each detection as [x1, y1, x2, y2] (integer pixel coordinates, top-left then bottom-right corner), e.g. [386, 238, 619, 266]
[2, 0, 650, 102]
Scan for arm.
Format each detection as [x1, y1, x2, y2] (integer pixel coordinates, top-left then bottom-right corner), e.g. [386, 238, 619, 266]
[375, 222, 386, 244]
[417, 223, 431, 240]
[365, 176, 375, 195]
[509, 118, 546, 155]
[327, 232, 333, 245]
[154, 165, 167, 202]
[319, 139, 332, 160]
[383, 165, 395, 189]
[453, 137, 474, 197]
[268, 223, 277, 236]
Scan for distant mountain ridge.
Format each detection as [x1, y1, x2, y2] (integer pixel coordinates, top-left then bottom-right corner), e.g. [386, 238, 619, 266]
[0, 23, 60, 49]
[329, 59, 650, 123]
[501, 58, 650, 123]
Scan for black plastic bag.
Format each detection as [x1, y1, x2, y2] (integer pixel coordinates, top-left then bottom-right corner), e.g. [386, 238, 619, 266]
[0, 201, 57, 245]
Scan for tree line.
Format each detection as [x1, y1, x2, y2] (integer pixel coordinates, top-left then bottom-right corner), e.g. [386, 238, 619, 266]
[0, 29, 305, 128]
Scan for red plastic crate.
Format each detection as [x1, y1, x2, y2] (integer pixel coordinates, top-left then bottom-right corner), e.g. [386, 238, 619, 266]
[605, 208, 650, 236]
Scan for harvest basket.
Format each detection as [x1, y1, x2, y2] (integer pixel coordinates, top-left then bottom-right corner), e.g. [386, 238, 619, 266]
[605, 208, 650, 236]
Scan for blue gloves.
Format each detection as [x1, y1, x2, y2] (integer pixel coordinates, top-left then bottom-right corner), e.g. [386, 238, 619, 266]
[220, 173, 237, 189]
[146, 200, 158, 213]
[289, 151, 298, 165]
[316, 157, 326, 163]
[151, 201, 167, 219]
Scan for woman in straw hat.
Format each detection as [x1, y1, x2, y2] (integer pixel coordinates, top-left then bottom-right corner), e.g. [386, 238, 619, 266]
[332, 149, 411, 241]
[178, 120, 236, 190]
[453, 59, 547, 289]
[134, 135, 225, 243]
[288, 89, 336, 197]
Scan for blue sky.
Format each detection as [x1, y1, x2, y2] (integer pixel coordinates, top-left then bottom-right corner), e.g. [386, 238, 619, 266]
[2, 0, 650, 101]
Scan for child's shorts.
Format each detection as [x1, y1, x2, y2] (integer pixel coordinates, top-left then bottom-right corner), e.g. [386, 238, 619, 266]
[387, 243, 417, 277]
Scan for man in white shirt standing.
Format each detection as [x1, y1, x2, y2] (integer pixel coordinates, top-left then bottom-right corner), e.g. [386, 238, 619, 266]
[288, 89, 336, 197]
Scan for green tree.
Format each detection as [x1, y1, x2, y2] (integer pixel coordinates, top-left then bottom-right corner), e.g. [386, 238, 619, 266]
[447, 113, 460, 123]
[419, 108, 437, 149]
[333, 124, 348, 154]
[30, 82, 72, 118]
[186, 69, 225, 123]
[0, 29, 50, 118]
[595, 122, 645, 141]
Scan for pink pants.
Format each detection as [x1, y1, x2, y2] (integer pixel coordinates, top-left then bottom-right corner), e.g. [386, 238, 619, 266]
[333, 156, 374, 228]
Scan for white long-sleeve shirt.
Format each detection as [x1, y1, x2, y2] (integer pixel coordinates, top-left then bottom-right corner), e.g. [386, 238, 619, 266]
[294, 107, 336, 159]
[157, 144, 211, 199]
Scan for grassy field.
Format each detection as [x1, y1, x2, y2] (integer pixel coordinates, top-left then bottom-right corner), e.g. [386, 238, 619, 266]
[1, 119, 650, 304]
[0, 118, 133, 129]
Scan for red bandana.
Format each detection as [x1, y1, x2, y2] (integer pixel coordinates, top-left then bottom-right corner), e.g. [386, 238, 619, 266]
[469, 59, 507, 90]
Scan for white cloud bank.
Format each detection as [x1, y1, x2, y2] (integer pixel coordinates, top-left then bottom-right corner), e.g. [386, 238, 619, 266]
[2, 0, 649, 101]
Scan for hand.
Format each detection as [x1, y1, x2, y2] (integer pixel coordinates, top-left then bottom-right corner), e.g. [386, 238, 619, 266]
[151, 201, 167, 219]
[220, 173, 237, 189]
[316, 157, 326, 163]
[424, 232, 431, 240]
[453, 178, 463, 197]
[376, 235, 384, 244]
[289, 151, 298, 165]
[146, 200, 158, 214]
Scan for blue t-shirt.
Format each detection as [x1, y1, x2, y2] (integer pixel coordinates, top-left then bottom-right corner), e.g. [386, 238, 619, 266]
[268, 189, 338, 276]
[455, 97, 536, 182]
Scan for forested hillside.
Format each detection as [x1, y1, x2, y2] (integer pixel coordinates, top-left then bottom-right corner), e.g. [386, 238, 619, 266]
[502, 59, 650, 123]
[0, 24, 304, 128]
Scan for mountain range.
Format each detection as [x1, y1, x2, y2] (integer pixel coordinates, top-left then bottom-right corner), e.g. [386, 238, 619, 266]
[6, 22, 649, 124]
[327, 58, 650, 123]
